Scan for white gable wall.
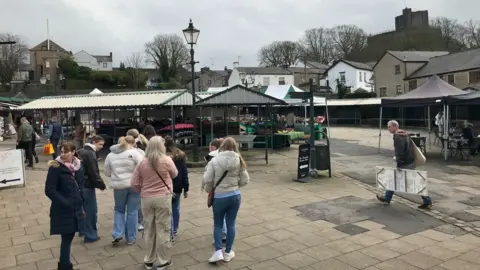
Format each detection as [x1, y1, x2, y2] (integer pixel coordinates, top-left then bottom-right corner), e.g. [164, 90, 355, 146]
[73, 51, 113, 71]
[228, 68, 295, 87]
[327, 61, 374, 92]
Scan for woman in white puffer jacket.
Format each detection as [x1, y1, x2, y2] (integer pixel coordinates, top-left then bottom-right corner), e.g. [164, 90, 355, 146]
[104, 135, 144, 245]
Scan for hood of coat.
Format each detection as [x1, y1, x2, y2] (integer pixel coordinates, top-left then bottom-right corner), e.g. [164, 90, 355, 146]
[214, 151, 240, 171]
[48, 157, 82, 171]
[395, 130, 409, 136]
[84, 143, 96, 151]
[209, 149, 219, 157]
[110, 144, 124, 154]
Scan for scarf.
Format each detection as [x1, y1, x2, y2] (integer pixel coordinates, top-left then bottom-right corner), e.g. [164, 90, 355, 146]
[55, 156, 81, 176]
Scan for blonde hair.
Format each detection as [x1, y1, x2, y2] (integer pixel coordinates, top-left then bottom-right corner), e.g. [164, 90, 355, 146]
[144, 136, 166, 169]
[219, 137, 246, 169]
[138, 134, 149, 146]
[126, 129, 140, 138]
[118, 135, 136, 148]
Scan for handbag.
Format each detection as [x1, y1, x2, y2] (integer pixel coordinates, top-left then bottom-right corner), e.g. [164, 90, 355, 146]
[207, 171, 228, 208]
[410, 138, 426, 166]
[43, 143, 54, 155]
[154, 170, 175, 198]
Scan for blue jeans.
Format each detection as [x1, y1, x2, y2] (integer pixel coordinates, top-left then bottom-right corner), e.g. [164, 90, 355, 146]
[171, 193, 182, 237]
[213, 194, 241, 253]
[384, 190, 432, 205]
[59, 233, 75, 266]
[82, 188, 99, 242]
[113, 188, 140, 242]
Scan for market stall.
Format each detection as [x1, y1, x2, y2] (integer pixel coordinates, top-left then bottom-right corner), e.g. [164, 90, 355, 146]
[380, 75, 466, 160]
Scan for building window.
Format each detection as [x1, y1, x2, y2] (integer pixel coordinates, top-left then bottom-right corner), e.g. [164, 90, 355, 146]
[364, 72, 367, 82]
[447, 74, 455, 85]
[359, 72, 362, 82]
[379, 87, 387, 97]
[45, 73, 51, 80]
[263, 77, 270, 86]
[103, 63, 107, 68]
[394, 65, 400, 74]
[469, 71, 480, 84]
[339, 72, 346, 83]
[409, 80, 417, 91]
[396, 85, 403, 95]
[45, 61, 50, 68]
[56, 61, 59, 68]
[279, 77, 285, 85]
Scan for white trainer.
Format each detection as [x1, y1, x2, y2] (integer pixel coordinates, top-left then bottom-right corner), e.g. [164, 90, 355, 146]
[223, 251, 235, 262]
[208, 250, 224, 263]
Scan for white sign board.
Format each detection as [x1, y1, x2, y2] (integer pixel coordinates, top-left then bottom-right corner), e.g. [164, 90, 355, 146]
[376, 166, 427, 196]
[0, 149, 26, 188]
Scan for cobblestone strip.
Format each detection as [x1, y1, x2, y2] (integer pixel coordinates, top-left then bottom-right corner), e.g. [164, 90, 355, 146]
[336, 172, 480, 237]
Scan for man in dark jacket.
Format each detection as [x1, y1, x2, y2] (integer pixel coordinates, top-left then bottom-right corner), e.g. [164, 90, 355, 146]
[77, 135, 106, 243]
[377, 120, 432, 209]
[48, 117, 64, 159]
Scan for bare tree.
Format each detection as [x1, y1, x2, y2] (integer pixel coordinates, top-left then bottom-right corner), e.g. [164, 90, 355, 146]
[329, 25, 367, 58]
[431, 17, 468, 49]
[300, 28, 336, 64]
[124, 52, 145, 89]
[0, 33, 28, 85]
[465, 19, 480, 48]
[144, 34, 188, 82]
[258, 41, 301, 67]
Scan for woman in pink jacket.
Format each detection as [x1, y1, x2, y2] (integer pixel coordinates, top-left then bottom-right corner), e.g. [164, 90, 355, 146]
[131, 136, 178, 270]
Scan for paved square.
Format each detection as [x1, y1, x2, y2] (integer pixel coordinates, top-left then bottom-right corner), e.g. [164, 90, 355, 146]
[1, 127, 480, 269]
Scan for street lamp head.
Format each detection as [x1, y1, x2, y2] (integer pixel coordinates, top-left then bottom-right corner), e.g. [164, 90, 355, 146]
[182, 19, 200, 45]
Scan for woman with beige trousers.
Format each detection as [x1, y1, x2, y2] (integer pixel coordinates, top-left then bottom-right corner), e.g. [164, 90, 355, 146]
[132, 136, 178, 270]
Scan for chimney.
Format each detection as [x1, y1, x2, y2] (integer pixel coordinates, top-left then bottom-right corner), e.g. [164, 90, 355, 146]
[224, 66, 228, 71]
[110, 52, 113, 58]
[233, 62, 239, 69]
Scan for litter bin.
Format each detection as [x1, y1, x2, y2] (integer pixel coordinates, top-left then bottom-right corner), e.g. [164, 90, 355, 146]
[314, 143, 330, 171]
[314, 124, 323, 140]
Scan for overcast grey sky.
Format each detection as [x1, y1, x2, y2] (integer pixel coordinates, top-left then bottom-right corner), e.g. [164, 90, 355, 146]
[1, 0, 479, 70]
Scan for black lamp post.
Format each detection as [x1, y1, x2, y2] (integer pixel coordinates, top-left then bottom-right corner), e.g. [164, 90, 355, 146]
[182, 19, 200, 162]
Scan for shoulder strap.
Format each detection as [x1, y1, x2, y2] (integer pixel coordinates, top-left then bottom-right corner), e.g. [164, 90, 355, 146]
[213, 171, 228, 192]
[154, 169, 173, 194]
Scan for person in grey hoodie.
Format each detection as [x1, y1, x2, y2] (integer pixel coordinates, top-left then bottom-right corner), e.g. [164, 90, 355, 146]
[203, 137, 249, 263]
[104, 136, 144, 245]
[376, 120, 432, 209]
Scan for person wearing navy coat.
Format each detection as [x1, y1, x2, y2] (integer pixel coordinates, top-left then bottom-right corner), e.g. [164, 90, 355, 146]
[45, 142, 85, 270]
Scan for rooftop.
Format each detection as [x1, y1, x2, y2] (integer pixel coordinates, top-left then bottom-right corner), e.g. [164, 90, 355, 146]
[407, 48, 480, 79]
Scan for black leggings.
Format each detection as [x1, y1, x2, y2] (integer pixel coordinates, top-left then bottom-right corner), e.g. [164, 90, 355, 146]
[59, 233, 75, 266]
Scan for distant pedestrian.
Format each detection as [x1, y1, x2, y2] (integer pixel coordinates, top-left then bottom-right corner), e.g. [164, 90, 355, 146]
[17, 117, 35, 168]
[27, 118, 40, 164]
[104, 136, 144, 245]
[74, 122, 85, 150]
[45, 142, 84, 270]
[164, 136, 189, 243]
[376, 120, 433, 209]
[132, 136, 177, 270]
[48, 116, 64, 159]
[77, 135, 106, 243]
[203, 137, 250, 263]
[143, 125, 156, 140]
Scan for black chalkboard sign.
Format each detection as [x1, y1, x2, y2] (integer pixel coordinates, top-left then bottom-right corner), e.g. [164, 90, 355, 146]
[297, 143, 310, 179]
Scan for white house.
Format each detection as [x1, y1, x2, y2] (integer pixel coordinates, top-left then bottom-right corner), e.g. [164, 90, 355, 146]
[325, 59, 374, 92]
[73, 50, 113, 71]
[228, 64, 294, 87]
